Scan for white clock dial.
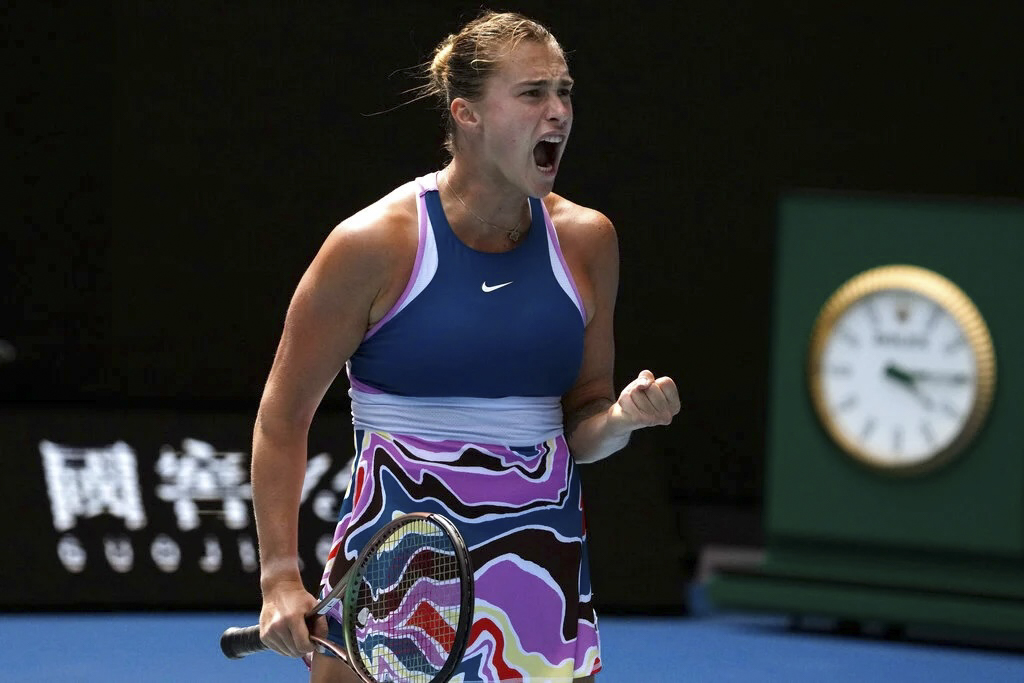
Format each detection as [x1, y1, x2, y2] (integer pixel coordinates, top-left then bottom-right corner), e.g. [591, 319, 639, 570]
[820, 291, 976, 466]
[809, 266, 996, 473]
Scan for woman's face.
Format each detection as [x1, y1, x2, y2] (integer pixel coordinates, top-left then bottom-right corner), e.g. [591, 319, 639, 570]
[473, 39, 573, 197]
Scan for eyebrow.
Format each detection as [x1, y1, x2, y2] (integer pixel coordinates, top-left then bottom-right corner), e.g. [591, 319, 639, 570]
[517, 78, 575, 88]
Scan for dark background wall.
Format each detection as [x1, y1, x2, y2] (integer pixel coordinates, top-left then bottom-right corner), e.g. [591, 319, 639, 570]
[4, 1, 1022, 611]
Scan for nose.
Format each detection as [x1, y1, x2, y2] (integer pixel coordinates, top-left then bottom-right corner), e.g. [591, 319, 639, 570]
[547, 93, 571, 123]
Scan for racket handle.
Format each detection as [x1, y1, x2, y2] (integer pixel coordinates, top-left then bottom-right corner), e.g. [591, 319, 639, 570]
[220, 624, 267, 659]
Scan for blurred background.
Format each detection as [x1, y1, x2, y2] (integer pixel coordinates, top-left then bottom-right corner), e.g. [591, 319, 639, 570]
[3, 0, 1022, 649]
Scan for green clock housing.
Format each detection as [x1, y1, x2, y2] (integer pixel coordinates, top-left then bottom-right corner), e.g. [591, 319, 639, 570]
[709, 192, 1024, 637]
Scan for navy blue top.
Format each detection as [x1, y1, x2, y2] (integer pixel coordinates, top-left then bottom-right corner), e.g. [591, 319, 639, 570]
[348, 190, 585, 398]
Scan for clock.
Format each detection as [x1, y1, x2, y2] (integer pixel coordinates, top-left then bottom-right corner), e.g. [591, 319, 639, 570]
[807, 264, 996, 474]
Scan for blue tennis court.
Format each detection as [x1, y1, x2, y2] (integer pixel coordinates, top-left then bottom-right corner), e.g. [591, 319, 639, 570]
[5, 598, 1023, 681]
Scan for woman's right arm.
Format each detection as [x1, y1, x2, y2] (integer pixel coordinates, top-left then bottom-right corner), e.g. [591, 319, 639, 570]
[251, 203, 410, 658]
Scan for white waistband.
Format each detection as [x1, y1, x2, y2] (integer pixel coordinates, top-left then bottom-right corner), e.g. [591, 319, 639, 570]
[348, 388, 565, 446]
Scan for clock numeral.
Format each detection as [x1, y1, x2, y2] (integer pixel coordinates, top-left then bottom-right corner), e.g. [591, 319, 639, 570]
[892, 426, 903, 454]
[835, 395, 859, 413]
[865, 300, 881, 329]
[838, 327, 860, 348]
[920, 421, 935, 446]
[828, 364, 853, 377]
[893, 297, 913, 324]
[859, 417, 877, 442]
[944, 336, 967, 354]
[940, 402, 961, 419]
[924, 303, 943, 332]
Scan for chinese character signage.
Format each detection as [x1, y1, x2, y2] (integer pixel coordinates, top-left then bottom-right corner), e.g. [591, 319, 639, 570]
[0, 407, 352, 610]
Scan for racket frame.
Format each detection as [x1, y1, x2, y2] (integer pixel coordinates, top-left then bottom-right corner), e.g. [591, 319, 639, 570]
[337, 512, 475, 683]
[222, 511, 474, 683]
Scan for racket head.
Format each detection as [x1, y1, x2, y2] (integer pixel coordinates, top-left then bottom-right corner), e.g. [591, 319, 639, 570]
[339, 512, 474, 683]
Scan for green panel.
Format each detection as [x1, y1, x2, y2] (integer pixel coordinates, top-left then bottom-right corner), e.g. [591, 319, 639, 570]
[762, 542, 1024, 598]
[765, 194, 1024, 556]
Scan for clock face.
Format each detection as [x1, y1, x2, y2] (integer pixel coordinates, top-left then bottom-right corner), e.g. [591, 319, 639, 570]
[809, 266, 996, 473]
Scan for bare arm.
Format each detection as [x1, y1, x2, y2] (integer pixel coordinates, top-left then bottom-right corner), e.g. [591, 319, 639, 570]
[252, 204, 409, 657]
[559, 207, 679, 463]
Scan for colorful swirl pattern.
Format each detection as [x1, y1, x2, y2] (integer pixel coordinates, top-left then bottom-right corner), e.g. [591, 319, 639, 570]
[321, 430, 601, 682]
[350, 524, 463, 680]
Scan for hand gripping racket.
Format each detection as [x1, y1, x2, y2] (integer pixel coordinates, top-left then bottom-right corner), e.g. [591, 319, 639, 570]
[221, 512, 474, 683]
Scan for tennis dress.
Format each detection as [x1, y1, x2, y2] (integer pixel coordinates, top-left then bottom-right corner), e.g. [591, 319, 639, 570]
[318, 172, 602, 682]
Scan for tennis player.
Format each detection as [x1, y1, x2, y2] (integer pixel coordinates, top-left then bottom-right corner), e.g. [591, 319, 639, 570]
[251, 10, 680, 682]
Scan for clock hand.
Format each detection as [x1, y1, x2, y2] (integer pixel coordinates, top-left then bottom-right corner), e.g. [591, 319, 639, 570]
[904, 370, 972, 385]
[884, 364, 914, 386]
[883, 363, 935, 411]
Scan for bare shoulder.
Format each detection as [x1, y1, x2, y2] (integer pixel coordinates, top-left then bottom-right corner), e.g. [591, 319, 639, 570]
[303, 182, 420, 325]
[542, 192, 618, 263]
[308, 182, 418, 289]
[323, 181, 419, 260]
[543, 193, 614, 233]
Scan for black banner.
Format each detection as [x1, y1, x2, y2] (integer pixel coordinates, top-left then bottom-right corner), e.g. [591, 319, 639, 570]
[0, 407, 353, 610]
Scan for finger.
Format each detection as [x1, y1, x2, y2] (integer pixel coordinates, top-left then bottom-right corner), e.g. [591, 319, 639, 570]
[620, 372, 653, 400]
[289, 618, 316, 656]
[652, 377, 681, 414]
[636, 386, 670, 416]
[262, 625, 298, 658]
[634, 389, 674, 425]
[624, 385, 659, 416]
[617, 372, 680, 428]
[619, 388, 668, 429]
[265, 615, 309, 658]
[628, 378, 680, 425]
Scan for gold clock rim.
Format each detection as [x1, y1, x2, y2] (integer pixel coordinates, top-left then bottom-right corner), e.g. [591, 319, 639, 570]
[807, 264, 997, 475]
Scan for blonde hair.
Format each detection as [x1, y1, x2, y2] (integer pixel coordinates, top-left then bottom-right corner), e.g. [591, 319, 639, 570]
[422, 11, 563, 156]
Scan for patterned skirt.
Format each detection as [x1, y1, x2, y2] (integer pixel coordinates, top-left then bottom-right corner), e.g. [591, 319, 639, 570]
[319, 429, 602, 682]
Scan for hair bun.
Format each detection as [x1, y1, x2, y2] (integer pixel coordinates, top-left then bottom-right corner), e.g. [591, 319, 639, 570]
[430, 35, 455, 88]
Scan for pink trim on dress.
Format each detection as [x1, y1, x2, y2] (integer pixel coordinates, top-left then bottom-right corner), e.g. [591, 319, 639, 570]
[362, 184, 429, 341]
[541, 202, 587, 322]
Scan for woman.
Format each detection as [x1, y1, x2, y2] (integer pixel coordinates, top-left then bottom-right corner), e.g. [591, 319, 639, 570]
[252, 11, 679, 682]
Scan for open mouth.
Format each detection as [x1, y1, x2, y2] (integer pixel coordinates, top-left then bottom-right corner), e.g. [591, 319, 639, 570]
[533, 135, 563, 173]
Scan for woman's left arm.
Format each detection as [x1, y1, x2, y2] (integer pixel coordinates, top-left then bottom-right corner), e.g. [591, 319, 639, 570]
[561, 209, 680, 464]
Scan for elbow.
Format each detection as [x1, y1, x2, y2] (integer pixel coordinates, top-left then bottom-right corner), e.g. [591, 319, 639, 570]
[254, 401, 314, 444]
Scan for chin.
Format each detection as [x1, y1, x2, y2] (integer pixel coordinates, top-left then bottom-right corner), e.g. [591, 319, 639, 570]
[529, 170, 558, 197]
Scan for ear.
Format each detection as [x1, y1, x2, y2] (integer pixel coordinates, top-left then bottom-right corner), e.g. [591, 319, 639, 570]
[450, 97, 480, 130]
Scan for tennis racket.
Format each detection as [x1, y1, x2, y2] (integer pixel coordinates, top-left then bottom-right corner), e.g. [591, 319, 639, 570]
[221, 512, 474, 683]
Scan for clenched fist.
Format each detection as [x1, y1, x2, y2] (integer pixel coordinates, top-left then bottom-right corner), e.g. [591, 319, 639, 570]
[611, 369, 680, 430]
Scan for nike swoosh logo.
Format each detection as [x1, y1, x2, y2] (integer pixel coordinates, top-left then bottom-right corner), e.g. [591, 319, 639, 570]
[481, 281, 514, 293]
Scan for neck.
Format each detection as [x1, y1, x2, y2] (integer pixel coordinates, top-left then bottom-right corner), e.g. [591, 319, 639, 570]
[439, 165, 530, 243]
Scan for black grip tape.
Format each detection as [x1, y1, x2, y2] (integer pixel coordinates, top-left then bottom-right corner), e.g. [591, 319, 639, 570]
[220, 625, 267, 659]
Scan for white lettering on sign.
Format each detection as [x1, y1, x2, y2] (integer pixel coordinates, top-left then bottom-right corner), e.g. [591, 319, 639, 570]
[40, 440, 147, 532]
[151, 534, 182, 573]
[199, 535, 223, 573]
[38, 435, 350, 577]
[104, 535, 134, 573]
[57, 534, 87, 573]
[156, 438, 251, 531]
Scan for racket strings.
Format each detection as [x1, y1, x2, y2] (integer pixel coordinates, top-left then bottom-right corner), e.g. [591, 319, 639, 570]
[350, 518, 465, 683]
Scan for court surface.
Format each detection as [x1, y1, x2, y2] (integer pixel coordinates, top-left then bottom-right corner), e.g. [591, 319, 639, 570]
[3, 605, 1023, 682]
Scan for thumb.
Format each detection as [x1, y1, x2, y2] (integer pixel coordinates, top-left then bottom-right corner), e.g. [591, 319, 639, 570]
[637, 369, 656, 386]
